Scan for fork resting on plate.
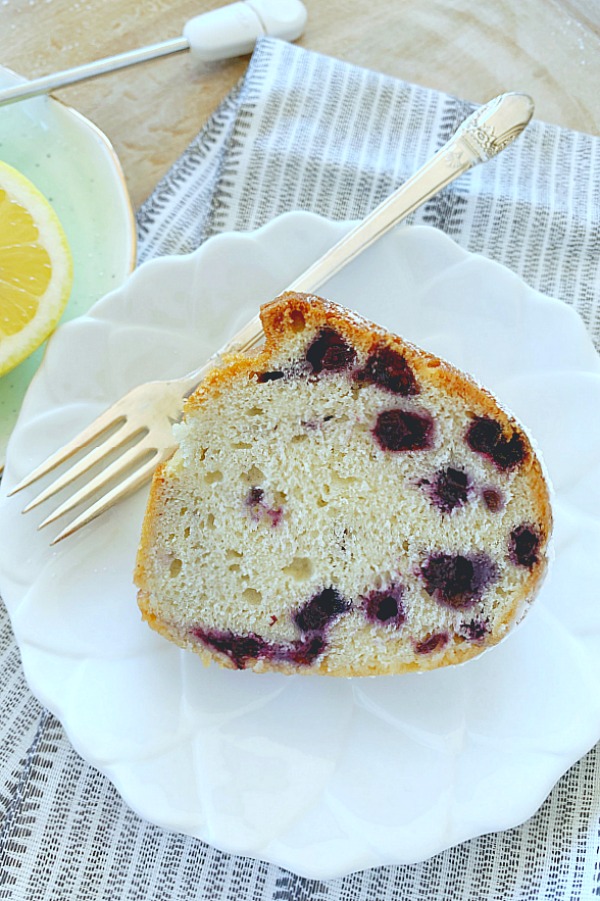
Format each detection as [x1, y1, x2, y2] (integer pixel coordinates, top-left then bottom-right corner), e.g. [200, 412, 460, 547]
[9, 92, 534, 543]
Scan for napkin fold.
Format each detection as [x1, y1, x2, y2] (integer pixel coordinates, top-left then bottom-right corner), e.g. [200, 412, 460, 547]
[2, 36, 600, 901]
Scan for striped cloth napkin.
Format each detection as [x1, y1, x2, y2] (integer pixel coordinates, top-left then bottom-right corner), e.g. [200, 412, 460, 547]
[2, 36, 600, 901]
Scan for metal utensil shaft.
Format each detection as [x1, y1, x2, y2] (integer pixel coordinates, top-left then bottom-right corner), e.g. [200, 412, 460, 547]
[0, 37, 190, 106]
[180, 92, 534, 371]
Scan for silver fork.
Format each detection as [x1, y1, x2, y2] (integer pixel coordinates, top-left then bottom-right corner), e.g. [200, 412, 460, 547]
[9, 92, 534, 543]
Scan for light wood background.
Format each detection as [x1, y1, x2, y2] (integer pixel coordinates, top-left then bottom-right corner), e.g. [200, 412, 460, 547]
[3, 0, 599, 209]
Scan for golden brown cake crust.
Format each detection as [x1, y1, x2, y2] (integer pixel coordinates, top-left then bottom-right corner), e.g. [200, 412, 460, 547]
[135, 292, 552, 677]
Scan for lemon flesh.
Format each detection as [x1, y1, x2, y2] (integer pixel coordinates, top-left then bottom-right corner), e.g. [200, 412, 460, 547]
[0, 161, 73, 377]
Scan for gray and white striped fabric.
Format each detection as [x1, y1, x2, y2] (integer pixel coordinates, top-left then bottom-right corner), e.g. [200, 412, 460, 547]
[2, 36, 600, 901]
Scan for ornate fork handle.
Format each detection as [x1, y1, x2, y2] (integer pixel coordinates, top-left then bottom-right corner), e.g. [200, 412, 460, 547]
[177, 91, 534, 394]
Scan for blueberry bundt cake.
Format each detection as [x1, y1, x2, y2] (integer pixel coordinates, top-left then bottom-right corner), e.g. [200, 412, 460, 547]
[134, 292, 552, 676]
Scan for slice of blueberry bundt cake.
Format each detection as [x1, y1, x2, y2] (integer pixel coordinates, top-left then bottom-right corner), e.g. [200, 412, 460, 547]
[134, 292, 552, 676]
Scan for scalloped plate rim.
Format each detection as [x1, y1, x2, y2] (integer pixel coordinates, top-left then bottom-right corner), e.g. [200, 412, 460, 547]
[1, 214, 600, 879]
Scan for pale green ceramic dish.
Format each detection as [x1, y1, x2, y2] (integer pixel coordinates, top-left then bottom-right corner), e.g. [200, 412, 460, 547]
[0, 65, 136, 470]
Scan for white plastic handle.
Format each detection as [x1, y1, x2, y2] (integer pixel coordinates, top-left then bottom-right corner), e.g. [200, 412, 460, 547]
[0, 0, 308, 107]
[183, 0, 308, 62]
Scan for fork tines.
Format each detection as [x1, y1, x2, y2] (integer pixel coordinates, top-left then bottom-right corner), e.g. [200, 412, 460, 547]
[9, 400, 166, 543]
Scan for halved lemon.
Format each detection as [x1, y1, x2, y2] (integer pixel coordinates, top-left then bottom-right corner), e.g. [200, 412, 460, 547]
[0, 160, 73, 377]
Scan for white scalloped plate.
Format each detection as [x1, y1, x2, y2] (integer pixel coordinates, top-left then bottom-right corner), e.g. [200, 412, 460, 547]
[0, 64, 136, 470]
[1, 214, 600, 879]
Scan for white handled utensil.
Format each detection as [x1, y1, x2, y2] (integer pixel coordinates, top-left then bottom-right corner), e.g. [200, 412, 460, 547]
[0, 0, 307, 106]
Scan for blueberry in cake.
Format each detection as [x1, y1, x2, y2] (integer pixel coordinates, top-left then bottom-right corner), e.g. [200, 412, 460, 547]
[134, 292, 552, 676]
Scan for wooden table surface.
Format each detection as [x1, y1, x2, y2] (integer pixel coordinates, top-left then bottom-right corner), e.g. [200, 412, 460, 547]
[3, 0, 599, 210]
